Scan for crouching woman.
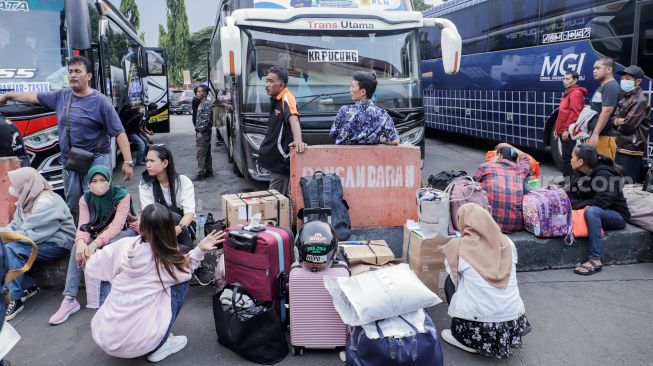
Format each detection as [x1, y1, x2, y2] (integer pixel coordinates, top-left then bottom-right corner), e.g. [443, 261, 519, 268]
[84, 203, 224, 362]
[441, 203, 530, 358]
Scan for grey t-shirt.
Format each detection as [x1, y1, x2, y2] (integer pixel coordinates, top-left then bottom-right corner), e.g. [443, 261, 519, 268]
[37, 88, 124, 164]
[589, 79, 621, 136]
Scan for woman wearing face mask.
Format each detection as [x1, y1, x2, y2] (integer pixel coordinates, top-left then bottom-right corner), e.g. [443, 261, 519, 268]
[1, 168, 76, 321]
[48, 165, 139, 325]
[139, 144, 196, 251]
[568, 144, 630, 275]
[84, 203, 224, 362]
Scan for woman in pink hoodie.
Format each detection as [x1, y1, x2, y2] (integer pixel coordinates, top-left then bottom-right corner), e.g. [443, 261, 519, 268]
[84, 203, 224, 362]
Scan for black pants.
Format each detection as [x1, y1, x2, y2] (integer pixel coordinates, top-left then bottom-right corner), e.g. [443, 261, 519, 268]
[615, 152, 642, 184]
[445, 275, 456, 304]
[561, 138, 576, 179]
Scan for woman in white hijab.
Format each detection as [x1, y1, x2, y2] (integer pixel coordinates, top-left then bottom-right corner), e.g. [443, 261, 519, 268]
[1, 167, 76, 320]
[441, 203, 530, 358]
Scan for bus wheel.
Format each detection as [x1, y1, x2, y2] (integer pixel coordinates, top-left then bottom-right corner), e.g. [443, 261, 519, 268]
[550, 128, 564, 171]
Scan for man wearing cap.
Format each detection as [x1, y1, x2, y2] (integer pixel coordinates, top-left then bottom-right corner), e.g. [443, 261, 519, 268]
[614, 65, 651, 183]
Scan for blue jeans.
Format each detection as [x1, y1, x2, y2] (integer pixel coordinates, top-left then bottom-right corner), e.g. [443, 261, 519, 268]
[3, 241, 69, 300]
[63, 229, 137, 298]
[128, 133, 147, 165]
[63, 153, 112, 224]
[585, 206, 626, 260]
[150, 282, 190, 354]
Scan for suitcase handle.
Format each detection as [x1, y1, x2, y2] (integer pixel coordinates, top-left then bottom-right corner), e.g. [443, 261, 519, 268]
[299, 208, 332, 224]
[228, 230, 258, 252]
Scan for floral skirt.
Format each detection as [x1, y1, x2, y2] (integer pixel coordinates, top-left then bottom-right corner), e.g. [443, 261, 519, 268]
[451, 314, 530, 359]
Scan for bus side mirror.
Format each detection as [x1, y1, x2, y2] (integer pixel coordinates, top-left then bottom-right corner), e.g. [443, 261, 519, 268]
[65, 0, 92, 50]
[423, 18, 462, 75]
[221, 17, 242, 77]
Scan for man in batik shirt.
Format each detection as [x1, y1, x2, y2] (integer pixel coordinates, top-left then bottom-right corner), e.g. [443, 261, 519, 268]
[330, 71, 399, 145]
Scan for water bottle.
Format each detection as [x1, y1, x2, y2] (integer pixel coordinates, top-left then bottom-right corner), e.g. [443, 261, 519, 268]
[197, 212, 206, 238]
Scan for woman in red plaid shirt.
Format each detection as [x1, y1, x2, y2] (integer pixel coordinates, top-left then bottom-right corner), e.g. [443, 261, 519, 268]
[475, 143, 531, 232]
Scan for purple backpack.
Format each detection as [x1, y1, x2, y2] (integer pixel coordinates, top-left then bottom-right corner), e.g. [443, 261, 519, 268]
[445, 176, 491, 233]
[522, 187, 573, 243]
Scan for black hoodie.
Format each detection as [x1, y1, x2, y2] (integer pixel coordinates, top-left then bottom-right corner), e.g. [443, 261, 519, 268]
[567, 162, 631, 220]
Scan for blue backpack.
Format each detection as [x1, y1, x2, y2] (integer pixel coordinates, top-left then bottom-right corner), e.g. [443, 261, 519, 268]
[300, 171, 351, 240]
[1, 232, 37, 331]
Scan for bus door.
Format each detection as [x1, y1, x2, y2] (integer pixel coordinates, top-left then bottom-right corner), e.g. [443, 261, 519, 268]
[140, 47, 170, 133]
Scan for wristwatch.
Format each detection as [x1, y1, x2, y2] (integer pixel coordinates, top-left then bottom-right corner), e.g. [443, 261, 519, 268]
[123, 160, 134, 167]
[178, 223, 188, 232]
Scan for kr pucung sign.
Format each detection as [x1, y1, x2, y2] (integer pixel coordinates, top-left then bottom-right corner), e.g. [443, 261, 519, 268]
[290, 145, 420, 228]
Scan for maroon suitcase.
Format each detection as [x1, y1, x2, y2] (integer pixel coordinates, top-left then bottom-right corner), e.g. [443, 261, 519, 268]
[224, 224, 293, 323]
[289, 261, 349, 355]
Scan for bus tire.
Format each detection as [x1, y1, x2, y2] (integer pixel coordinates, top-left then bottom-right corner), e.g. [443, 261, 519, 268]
[233, 161, 244, 177]
[550, 128, 564, 171]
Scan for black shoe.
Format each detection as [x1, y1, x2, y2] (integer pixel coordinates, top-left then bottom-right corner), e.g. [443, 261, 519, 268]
[192, 174, 207, 181]
[5, 299, 24, 321]
[205, 170, 214, 178]
[21, 285, 38, 302]
[193, 267, 214, 286]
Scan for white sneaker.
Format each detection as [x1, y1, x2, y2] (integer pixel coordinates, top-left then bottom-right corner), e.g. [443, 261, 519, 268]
[441, 329, 478, 354]
[147, 334, 188, 362]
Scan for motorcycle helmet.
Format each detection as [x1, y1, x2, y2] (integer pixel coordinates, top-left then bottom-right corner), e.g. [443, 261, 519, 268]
[296, 220, 338, 272]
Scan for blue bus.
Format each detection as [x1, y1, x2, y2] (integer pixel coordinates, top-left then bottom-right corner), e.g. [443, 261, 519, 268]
[419, 0, 653, 170]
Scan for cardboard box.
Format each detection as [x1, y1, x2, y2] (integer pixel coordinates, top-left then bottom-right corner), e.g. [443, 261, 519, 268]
[340, 240, 395, 266]
[349, 258, 404, 276]
[221, 190, 290, 229]
[403, 225, 452, 300]
[402, 225, 452, 263]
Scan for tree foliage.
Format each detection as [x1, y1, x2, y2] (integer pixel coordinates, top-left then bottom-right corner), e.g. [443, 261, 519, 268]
[158, 24, 168, 48]
[188, 26, 213, 81]
[119, 0, 140, 30]
[164, 0, 191, 85]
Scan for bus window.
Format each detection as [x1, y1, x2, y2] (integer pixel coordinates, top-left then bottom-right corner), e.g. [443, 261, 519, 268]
[588, 1, 634, 66]
[419, 27, 441, 60]
[488, 0, 538, 51]
[441, 2, 488, 55]
[638, 3, 653, 77]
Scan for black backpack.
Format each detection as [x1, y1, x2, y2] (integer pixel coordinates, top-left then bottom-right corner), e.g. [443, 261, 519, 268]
[427, 170, 468, 191]
[1, 232, 37, 331]
[300, 171, 351, 240]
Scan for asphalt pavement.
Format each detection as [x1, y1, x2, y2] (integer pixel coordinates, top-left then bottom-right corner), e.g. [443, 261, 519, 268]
[6, 115, 653, 365]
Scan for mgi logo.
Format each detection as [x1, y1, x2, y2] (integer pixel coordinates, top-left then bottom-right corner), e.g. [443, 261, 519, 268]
[540, 53, 586, 81]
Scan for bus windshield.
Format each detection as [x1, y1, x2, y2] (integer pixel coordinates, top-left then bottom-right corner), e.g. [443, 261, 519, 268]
[0, 0, 68, 93]
[243, 29, 421, 113]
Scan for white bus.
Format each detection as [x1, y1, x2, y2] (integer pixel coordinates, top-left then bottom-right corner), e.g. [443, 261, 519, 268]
[208, 0, 461, 180]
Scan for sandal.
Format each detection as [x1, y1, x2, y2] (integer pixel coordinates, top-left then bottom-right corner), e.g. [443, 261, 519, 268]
[574, 259, 602, 276]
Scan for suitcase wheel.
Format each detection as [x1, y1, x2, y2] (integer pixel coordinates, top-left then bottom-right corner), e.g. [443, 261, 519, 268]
[291, 346, 304, 356]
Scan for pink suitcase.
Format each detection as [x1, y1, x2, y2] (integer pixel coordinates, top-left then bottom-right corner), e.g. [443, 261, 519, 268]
[289, 261, 349, 356]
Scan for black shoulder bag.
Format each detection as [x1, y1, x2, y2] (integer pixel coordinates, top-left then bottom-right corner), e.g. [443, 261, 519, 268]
[152, 179, 197, 249]
[63, 91, 95, 174]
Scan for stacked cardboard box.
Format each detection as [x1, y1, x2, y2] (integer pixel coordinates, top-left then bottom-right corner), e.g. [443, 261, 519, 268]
[403, 225, 454, 300]
[221, 190, 290, 229]
[340, 240, 395, 266]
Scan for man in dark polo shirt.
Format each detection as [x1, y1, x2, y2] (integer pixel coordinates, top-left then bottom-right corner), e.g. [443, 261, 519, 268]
[588, 57, 621, 159]
[0, 56, 134, 222]
[257, 66, 307, 196]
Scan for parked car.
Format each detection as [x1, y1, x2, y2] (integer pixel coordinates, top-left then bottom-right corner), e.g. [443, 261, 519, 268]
[170, 89, 194, 115]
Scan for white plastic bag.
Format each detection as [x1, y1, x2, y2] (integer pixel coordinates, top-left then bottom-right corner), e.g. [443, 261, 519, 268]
[324, 264, 442, 326]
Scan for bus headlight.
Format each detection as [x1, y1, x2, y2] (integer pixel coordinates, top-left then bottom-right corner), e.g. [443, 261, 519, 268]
[399, 127, 424, 146]
[23, 126, 59, 150]
[245, 133, 266, 150]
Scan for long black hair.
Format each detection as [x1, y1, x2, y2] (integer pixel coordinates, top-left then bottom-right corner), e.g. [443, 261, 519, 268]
[140, 203, 189, 288]
[574, 143, 623, 175]
[143, 144, 181, 208]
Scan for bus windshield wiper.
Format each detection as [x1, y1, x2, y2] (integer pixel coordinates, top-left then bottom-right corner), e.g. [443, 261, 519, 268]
[379, 105, 406, 120]
[297, 92, 350, 111]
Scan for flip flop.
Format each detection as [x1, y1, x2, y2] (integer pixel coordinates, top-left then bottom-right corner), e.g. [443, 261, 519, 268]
[574, 260, 602, 276]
